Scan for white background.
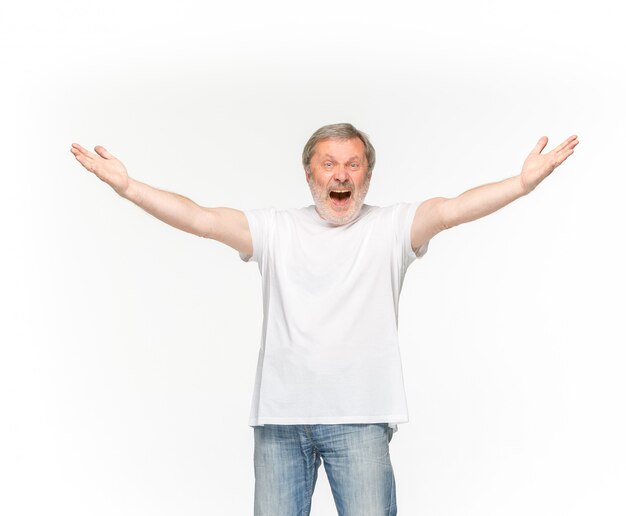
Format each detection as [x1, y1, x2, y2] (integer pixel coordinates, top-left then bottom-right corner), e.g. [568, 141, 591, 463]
[2, 0, 625, 514]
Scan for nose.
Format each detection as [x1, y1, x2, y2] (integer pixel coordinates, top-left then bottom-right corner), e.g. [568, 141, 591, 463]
[332, 165, 349, 182]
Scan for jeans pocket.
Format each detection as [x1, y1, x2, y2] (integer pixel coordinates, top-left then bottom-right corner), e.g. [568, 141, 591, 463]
[375, 423, 393, 443]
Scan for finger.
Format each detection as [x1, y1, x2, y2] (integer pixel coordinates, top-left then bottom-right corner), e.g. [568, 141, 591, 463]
[74, 152, 93, 166]
[71, 143, 99, 160]
[553, 135, 578, 153]
[555, 147, 576, 166]
[558, 149, 575, 165]
[554, 139, 579, 160]
[73, 152, 95, 171]
[71, 147, 91, 163]
[73, 150, 102, 173]
[71, 143, 89, 155]
[94, 145, 114, 159]
[70, 146, 88, 159]
[531, 136, 548, 155]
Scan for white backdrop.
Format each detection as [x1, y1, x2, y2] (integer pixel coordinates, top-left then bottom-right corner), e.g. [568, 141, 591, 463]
[2, 0, 625, 514]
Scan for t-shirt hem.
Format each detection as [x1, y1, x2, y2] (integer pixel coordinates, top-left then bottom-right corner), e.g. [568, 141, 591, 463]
[249, 414, 409, 426]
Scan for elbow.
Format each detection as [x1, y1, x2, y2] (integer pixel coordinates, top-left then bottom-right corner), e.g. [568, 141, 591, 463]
[432, 197, 457, 231]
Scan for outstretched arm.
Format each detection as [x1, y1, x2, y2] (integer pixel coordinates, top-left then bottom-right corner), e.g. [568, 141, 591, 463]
[410, 135, 579, 252]
[70, 143, 252, 255]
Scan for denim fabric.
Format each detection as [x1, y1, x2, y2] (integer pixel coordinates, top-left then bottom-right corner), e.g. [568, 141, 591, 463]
[253, 423, 397, 516]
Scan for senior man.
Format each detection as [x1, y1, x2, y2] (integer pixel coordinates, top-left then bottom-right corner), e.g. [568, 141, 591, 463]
[71, 123, 578, 515]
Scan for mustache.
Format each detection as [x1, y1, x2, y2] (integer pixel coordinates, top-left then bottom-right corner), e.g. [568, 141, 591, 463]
[326, 181, 354, 191]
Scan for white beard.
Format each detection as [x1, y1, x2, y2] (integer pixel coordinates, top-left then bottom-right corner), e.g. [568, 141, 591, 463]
[307, 175, 371, 225]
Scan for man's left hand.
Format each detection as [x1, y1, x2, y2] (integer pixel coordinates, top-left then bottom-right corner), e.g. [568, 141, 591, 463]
[520, 135, 579, 194]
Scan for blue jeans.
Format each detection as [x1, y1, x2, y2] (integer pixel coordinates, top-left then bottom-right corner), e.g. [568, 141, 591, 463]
[253, 423, 397, 516]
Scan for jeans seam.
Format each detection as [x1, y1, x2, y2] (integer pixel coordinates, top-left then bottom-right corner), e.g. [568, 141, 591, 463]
[387, 467, 396, 515]
[302, 449, 318, 516]
[303, 426, 318, 516]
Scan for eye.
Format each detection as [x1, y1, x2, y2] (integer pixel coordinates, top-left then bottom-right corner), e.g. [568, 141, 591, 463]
[350, 162, 359, 169]
[324, 162, 333, 169]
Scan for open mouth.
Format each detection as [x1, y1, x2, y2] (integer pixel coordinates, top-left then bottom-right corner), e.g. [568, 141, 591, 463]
[329, 190, 352, 204]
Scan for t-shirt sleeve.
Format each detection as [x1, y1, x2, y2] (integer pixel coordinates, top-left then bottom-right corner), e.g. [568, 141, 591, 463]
[399, 201, 429, 271]
[238, 207, 274, 265]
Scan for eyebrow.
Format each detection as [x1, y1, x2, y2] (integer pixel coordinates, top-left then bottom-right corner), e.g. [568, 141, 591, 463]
[321, 154, 362, 161]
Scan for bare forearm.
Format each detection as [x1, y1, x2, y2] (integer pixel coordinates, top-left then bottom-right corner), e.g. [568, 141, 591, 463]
[411, 135, 578, 248]
[122, 178, 210, 237]
[443, 175, 526, 228]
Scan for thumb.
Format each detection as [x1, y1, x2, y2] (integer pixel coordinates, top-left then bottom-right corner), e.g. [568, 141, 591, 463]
[94, 145, 114, 159]
[531, 136, 548, 155]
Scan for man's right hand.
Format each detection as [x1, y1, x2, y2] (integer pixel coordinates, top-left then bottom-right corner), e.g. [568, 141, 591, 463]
[71, 143, 130, 197]
[70, 142, 253, 255]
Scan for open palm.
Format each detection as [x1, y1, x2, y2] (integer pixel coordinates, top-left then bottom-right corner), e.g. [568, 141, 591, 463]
[71, 143, 129, 196]
[520, 135, 579, 193]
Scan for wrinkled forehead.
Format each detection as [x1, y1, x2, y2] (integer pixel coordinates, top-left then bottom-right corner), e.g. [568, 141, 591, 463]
[312, 137, 367, 162]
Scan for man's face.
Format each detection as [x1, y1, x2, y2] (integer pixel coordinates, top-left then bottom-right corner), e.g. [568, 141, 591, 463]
[306, 137, 371, 225]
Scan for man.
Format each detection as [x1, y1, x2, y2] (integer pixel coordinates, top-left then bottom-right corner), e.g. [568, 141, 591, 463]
[70, 123, 578, 515]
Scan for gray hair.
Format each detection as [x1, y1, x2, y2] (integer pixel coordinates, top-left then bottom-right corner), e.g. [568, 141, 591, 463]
[302, 123, 376, 177]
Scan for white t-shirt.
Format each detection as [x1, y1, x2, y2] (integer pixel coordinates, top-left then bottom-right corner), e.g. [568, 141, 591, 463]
[240, 202, 428, 433]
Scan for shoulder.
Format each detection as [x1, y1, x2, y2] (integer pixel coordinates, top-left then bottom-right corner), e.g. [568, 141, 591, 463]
[367, 202, 419, 221]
